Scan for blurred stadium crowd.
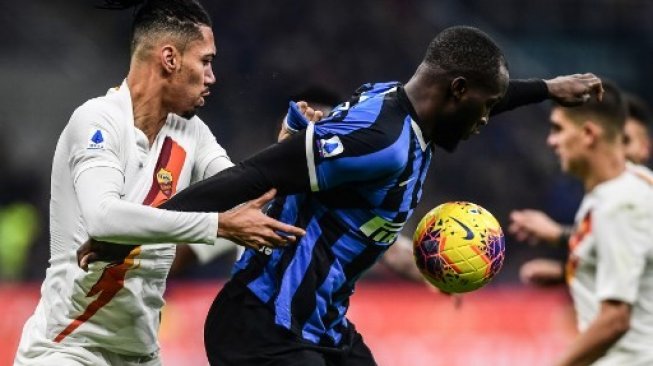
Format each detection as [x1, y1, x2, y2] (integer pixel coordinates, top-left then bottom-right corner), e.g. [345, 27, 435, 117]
[1, 0, 652, 283]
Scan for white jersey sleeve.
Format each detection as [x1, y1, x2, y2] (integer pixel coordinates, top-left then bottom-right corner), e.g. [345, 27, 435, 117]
[594, 197, 650, 304]
[75, 166, 218, 244]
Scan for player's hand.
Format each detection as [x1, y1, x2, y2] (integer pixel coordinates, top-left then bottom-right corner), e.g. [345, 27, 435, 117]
[508, 209, 564, 246]
[77, 240, 137, 271]
[218, 189, 306, 250]
[278, 101, 324, 142]
[545, 73, 604, 107]
[519, 258, 565, 286]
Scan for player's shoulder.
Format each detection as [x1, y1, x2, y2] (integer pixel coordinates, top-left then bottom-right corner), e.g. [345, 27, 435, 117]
[595, 168, 653, 212]
[68, 86, 128, 131]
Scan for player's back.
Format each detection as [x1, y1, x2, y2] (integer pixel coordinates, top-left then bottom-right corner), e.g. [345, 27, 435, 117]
[232, 82, 432, 345]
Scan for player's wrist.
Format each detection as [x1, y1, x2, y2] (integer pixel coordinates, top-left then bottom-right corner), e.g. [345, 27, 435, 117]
[557, 225, 573, 246]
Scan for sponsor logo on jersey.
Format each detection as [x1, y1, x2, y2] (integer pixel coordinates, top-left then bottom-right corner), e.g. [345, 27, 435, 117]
[359, 216, 405, 244]
[318, 136, 344, 158]
[87, 129, 106, 149]
[156, 168, 174, 197]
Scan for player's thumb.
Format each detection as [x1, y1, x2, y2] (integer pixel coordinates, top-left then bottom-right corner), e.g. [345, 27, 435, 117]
[251, 188, 277, 208]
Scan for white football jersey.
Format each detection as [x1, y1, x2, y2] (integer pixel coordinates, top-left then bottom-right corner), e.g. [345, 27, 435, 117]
[567, 164, 653, 365]
[17, 81, 232, 357]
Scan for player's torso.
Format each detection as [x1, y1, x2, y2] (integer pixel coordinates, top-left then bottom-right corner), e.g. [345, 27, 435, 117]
[567, 169, 653, 359]
[42, 87, 206, 355]
[233, 83, 433, 345]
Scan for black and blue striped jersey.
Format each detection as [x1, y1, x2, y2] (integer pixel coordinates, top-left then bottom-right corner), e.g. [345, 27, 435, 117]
[159, 78, 549, 347]
[231, 82, 432, 345]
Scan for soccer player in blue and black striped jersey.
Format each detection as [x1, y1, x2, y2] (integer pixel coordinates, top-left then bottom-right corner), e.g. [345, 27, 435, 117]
[81, 25, 603, 365]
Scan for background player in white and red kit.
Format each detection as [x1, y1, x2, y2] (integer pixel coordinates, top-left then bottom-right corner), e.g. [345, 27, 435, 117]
[14, 1, 305, 365]
[546, 82, 653, 365]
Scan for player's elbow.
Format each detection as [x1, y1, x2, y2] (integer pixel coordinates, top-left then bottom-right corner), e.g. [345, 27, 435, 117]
[84, 213, 112, 241]
[82, 201, 117, 241]
[601, 300, 631, 340]
[608, 314, 630, 339]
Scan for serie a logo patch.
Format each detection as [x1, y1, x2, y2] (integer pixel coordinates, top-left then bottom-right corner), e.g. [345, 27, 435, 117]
[317, 136, 344, 158]
[87, 128, 106, 150]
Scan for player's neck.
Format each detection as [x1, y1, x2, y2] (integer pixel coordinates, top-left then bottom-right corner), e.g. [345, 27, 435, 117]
[583, 145, 626, 192]
[404, 69, 444, 141]
[127, 67, 168, 146]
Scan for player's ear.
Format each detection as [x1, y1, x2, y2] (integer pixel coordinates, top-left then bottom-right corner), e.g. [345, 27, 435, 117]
[582, 120, 602, 145]
[161, 45, 180, 74]
[450, 77, 467, 101]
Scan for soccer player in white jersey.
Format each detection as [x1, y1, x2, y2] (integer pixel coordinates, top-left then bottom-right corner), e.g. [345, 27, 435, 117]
[13, 1, 305, 365]
[510, 93, 653, 286]
[546, 82, 653, 365]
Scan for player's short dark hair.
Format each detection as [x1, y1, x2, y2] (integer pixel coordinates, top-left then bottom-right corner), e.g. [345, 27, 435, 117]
[625, 93, 652, 129]
[100, 0, 212, 58]
[422, 26, 507, 89]
[559, 80, 626, 142]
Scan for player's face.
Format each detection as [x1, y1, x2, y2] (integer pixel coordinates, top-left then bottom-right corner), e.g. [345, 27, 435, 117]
[171, 25, 216, 119]
[433, 65, 509, 152]
[547, 108, 588, 175]
[624, 118, 651, 164]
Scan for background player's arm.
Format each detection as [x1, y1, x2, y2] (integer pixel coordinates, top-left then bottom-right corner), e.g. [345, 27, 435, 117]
[508, 209, 569, 246]
[556, 300, 631, 366]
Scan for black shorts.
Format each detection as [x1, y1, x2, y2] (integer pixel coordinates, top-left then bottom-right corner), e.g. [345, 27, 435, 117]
[204, 281, 377, 366]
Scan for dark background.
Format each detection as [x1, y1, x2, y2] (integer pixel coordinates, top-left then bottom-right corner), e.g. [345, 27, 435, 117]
[1, 0, 651, 283]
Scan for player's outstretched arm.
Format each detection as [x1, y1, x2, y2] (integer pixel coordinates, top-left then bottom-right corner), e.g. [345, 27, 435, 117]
[508, 209, 567, 246]
[519, 258, 565, 286]
[491, 73, 603, 115]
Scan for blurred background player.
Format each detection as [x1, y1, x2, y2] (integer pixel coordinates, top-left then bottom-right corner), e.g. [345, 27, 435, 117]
[510, 93, 652, 286]
[77, 26, 605, 365]
[14, 1, 305, 365]
[542, 82, 653, 365]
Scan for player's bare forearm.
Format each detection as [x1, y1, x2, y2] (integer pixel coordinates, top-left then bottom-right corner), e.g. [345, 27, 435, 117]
[556, 300, 631, 366]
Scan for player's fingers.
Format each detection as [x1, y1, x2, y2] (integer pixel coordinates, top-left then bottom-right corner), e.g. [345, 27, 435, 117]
[80, 252, 98, 272]
[296, 101, 307, 114]
[250, 189, 277, 208]
[313, 110, 324, 122]
[255, 230, 289, 248]
[264, 217, 306, 237]
[589, 80, 604, 102]
[304, 108, 315, 121]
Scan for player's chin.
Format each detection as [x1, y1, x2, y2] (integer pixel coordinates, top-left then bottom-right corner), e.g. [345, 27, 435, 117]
[180, 107, 199, 120]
